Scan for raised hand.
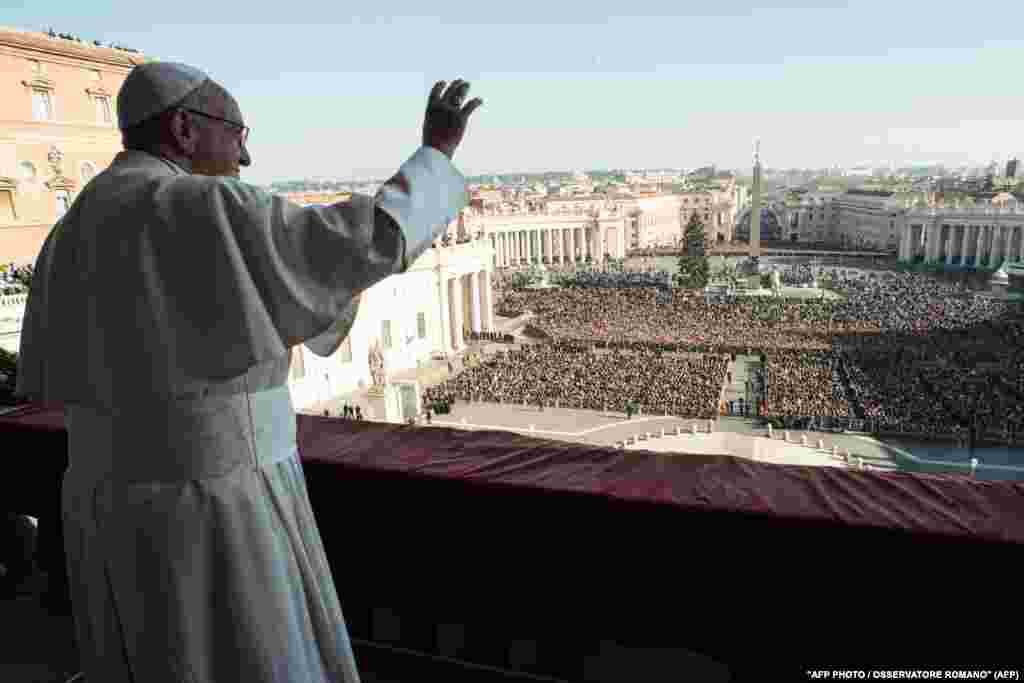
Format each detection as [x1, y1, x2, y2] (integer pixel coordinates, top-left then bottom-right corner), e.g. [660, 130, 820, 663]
[423, 79, 483, 161]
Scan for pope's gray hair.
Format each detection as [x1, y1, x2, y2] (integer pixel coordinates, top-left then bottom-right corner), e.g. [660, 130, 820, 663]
[121, 79, 230, 151]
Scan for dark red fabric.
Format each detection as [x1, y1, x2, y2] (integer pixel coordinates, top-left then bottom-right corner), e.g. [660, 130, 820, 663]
[2, 403, 1023, 543]
[3, 403, 1023, 675]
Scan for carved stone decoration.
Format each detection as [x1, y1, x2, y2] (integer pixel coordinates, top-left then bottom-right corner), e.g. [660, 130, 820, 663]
[0, 177, 18, 221]
[368, 338, 388, 388]
[21, 75, 56, 92]
[44, 144, 76, 192]
[85, 85, 112, 98]
[47, 145, 64, 176]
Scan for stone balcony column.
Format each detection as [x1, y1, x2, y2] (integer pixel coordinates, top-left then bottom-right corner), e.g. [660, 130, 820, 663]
[469, 271, 482, 334]
[481, 270, 495, 331]
[926, 223, 941, 262]
[437, 273, 452, 353]
[899, 224, 911, 261]
[449, 276, 464, 350]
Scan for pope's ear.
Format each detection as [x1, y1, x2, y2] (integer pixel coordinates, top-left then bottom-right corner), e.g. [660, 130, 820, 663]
[167, 109, 198, 155]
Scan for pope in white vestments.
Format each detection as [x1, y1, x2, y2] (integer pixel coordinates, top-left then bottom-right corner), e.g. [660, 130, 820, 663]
[15, 62, 483, 682]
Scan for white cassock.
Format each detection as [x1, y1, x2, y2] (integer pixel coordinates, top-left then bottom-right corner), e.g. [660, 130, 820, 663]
[16, 146, 467, 682]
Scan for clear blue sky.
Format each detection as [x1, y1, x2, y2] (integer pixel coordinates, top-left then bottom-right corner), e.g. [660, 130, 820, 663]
[8, 0, 1024, 183]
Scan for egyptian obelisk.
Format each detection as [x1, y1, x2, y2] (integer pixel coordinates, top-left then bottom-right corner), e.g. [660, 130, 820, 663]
[750, 138, 762, 259]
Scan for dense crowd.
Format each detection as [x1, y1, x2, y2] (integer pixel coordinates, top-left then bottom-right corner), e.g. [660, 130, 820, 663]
[762, 351, 851, 420]
[424, 343, 728, 418]
[482, 267, 1023, 443]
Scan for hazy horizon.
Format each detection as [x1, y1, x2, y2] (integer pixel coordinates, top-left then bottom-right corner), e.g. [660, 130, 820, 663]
[12, 0, 1024, 184]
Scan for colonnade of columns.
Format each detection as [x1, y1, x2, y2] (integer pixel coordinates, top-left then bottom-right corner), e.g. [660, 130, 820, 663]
[439, 269, 495, 354]
[899, 222, 1024, 268]
[489, 225, 625, 269]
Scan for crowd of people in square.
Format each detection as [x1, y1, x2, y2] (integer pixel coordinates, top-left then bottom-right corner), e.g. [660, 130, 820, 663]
[477, 265, 1024, 443]
[761, 350, 851, 420]
[424, 342, 728, 418]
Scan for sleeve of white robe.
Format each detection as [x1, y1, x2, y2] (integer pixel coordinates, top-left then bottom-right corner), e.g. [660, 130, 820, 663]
[14, 145, 467, 404]
[192, 144, 467, 375]
[303, 146, 465, 357]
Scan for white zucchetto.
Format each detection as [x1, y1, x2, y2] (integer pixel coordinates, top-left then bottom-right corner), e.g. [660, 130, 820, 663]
[117, 61, 209, 130]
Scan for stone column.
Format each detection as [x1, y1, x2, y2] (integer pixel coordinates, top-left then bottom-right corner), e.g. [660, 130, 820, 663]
[930, 223, 943, 262]
[1017, 225, 1024, 262]
[437, 273, 451, 353]
[482, 270, 495, 331]
[973, 226, 983, 267]
[945, 227, 956, 266]
[544, 229, 552, 264]
[957, 225, 967, 266]
[449, 277, 463, 350]
[995, 226, 1007, 267]
[469, 271, 482, 333]
[927, 223, 941, 262]
[533, 228, 540, 263]
[899, 224, 911, 261]
[569, 227, 577, 264]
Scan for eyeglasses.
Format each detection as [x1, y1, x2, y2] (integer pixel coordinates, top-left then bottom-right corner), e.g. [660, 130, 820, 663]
[179, 108, 250, 146]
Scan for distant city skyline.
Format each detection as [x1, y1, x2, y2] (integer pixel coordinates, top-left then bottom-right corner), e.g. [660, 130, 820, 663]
[10, 1, 1024, 184]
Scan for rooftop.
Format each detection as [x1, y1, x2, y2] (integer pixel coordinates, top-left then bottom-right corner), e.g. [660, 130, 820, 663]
[0, 26, 147, 68]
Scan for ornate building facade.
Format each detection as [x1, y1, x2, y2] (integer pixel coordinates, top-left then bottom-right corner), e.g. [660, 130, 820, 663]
[898, 197, 1024, 269]
[462, 180, 740, 263]
[0, 27, 144, 265]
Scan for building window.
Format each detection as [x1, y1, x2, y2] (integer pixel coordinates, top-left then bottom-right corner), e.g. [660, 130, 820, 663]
[95, 96, 112, 124]
[80, 162, 96, 184]
[55, 190, 71, 218]
[382, 320, 392, 349]
[417, 312, 427, 339]
[339, 336, 352, 364]
[32, 90, 52, 121]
